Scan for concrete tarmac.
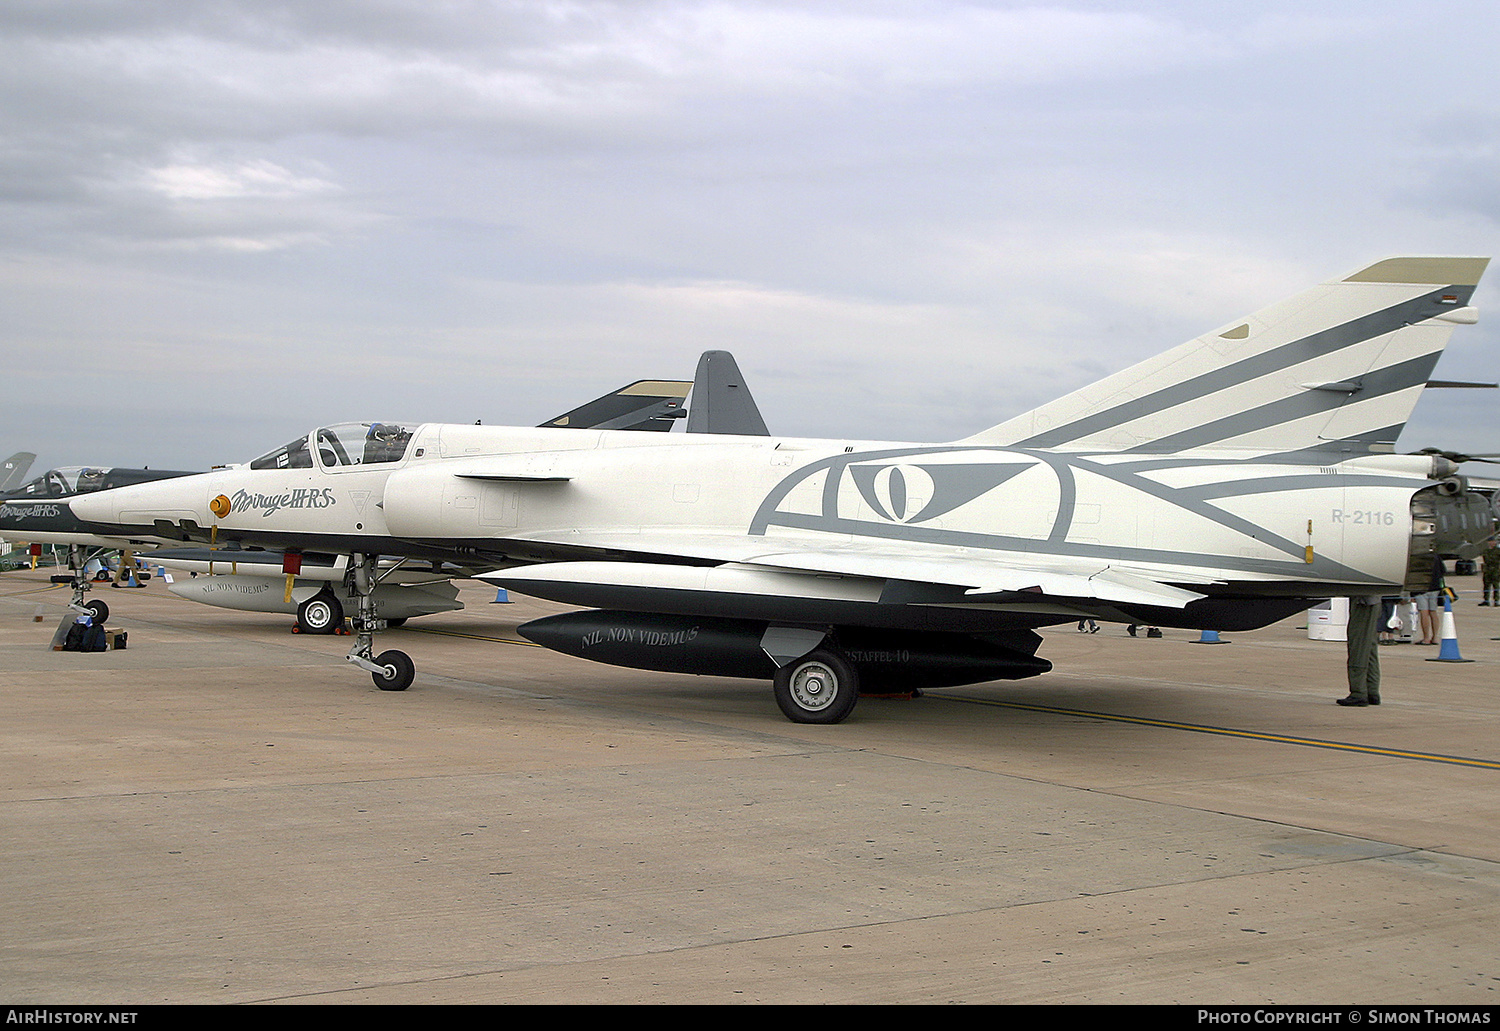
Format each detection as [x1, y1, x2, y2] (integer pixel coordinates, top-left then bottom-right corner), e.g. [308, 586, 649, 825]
[2, 565, 1498, 1005]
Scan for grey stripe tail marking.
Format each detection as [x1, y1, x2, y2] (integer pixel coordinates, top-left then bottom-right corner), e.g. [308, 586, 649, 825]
[1125, 350, 1444, 454]
[1014, 285, 1474, 449]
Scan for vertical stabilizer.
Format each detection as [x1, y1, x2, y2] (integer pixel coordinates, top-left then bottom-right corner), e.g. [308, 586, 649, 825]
[963, 256, 1489, 455]
[687, 351, 770, 436]
[1, 453, 37, 494]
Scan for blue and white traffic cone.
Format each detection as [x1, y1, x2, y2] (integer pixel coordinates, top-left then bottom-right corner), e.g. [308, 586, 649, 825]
[1191, 629, 1228, 644]
[492, 588, 511, 604]
[1427, 597, 1474, 663]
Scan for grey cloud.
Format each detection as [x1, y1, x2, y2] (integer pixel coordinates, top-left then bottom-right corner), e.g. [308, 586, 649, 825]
[3, 1, 1498, 472]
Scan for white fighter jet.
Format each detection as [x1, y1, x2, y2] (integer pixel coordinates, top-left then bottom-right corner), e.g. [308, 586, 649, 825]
[70, 257, 1497, 723]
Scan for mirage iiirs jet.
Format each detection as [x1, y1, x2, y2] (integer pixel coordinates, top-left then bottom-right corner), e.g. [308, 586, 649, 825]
[69, 257, 1498, 723]
[1, 463, 199, 623]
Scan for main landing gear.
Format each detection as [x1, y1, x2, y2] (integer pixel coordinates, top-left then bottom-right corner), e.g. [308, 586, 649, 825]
[771, 647, 861, 725]
[295, 591, 344, 635]
[756, 626, 864, 724]
[342, 553, 415, 691]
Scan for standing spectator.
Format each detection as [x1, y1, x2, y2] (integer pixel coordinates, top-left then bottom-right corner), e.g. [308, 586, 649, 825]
[1378, 596, 1399, 645]
[1415, 555, 1446, 645]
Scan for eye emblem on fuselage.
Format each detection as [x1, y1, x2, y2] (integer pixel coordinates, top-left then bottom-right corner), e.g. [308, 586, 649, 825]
[851, 464, 934, 523]
[210, 494, 232, 519]
[848, 461, 1033, 525]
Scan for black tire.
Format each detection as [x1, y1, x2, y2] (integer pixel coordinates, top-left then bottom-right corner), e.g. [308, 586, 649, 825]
[772, 649, 859, 724]
[85, 599, 109, 625]
[371, 650, 415, 692]
[296, 593, 343, 635]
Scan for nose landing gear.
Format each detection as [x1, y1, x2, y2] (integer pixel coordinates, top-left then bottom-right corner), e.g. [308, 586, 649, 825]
[342, 553, 415, 691]
[56, 544, 109, 623]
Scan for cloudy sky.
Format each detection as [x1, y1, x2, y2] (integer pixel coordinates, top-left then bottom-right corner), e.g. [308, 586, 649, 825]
[4, 0, 1498, 475]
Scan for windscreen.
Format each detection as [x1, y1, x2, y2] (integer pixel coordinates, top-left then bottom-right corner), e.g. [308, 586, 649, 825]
[249, 435, 314, 470]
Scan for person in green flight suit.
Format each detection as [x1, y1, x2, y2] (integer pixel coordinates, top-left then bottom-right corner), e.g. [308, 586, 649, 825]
[1338, 595, 1382, 707]
[1481, 539, 1500, 606]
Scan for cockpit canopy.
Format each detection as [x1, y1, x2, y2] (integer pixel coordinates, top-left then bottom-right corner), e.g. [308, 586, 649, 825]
[249, 422, 417, 471]
[10, 466, 114, 498]
[3, 466, 197, 499]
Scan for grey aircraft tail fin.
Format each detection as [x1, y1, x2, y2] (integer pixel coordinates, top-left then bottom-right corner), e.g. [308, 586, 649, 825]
[540, 381, 691, 432]
[686, 351, 770, 436]
[1, 452, 37, 494]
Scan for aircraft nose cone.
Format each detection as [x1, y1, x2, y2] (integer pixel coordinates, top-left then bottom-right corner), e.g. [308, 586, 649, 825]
[69, 477, 204, 528]
[68, 491, 116, 523]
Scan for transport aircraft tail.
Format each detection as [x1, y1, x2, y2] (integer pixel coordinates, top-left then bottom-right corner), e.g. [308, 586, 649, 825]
[963, 256, 1489, 456]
